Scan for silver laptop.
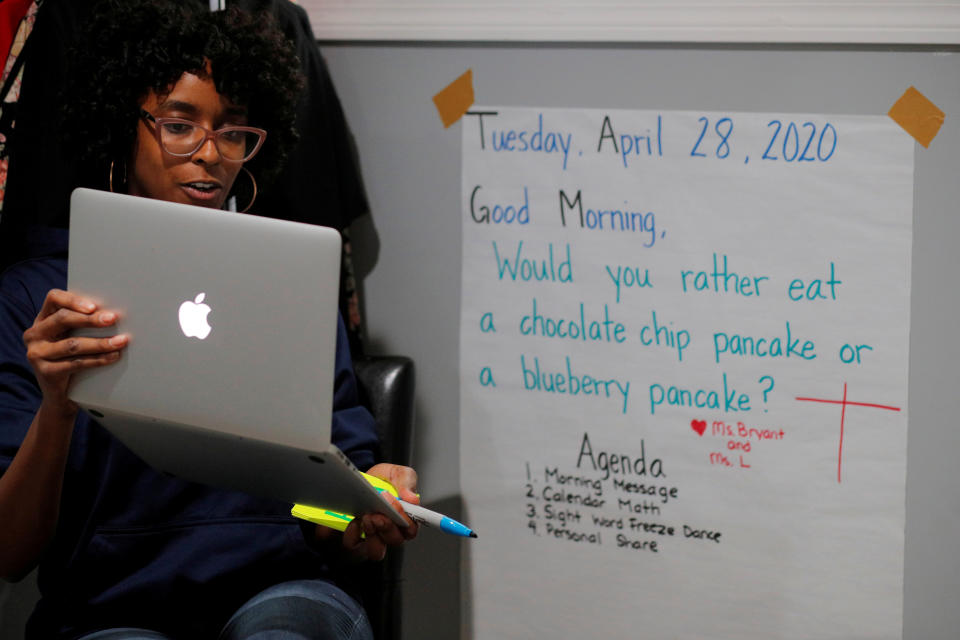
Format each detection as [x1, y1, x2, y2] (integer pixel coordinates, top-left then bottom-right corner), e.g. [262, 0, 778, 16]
[67, 188, 405, 527]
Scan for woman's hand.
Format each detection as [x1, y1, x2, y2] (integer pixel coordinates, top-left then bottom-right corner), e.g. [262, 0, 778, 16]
[0, 290, 128, 578]
[314, 463, 420, 562]
[22, 289, 128, 416]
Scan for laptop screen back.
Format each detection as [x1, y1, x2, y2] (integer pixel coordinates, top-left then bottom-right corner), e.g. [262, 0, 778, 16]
[67, 188, 342, 451]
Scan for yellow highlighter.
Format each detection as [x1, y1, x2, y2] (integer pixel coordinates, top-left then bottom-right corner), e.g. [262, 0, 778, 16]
[291, 472, 399, 532]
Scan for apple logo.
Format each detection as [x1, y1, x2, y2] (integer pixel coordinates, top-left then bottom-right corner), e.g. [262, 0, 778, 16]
[178, 292, 212, 340]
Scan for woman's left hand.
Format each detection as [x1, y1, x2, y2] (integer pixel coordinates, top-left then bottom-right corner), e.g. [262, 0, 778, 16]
[314, 463, 420, 562]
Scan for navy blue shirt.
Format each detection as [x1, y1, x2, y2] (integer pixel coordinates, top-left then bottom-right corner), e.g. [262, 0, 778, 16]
[0, 229, 379, 639]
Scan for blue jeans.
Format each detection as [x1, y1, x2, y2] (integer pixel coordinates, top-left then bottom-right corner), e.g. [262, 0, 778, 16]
[77, 579, 374, 640]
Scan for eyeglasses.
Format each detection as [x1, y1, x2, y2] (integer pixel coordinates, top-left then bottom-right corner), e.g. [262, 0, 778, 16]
[139, 109, 267, 162]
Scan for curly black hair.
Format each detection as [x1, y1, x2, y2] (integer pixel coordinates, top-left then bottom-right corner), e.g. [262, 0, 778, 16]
[63, 0, 304, 197]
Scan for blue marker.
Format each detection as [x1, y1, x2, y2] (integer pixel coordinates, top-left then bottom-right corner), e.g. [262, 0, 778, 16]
[398, 500, 477, 538]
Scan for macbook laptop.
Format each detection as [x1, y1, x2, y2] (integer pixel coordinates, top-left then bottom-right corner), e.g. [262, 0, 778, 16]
[66, 188, 406, 527]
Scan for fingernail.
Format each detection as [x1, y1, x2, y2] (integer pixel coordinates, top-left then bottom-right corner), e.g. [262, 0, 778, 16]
[109, 335, 127, 347]
[81, 301, 96, 312]
[99, 312, 115, 324]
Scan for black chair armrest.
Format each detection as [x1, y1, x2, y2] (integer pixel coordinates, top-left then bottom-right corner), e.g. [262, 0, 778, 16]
[347, 354, 416, 640]
[352, 355, 415, 468]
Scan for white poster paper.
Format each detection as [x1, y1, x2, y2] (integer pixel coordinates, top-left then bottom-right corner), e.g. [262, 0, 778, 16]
[459, 107, 913, 639]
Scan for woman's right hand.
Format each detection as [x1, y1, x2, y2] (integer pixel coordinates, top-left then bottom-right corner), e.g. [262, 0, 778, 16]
[0, 290, 128, 578]
[22, 289, 128, 415]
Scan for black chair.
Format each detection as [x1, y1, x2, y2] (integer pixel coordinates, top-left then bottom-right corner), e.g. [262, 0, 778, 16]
[349, 354, 416, 640]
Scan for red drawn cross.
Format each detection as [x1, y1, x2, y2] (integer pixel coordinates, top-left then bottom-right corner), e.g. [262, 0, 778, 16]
[796, 382, 901, 483]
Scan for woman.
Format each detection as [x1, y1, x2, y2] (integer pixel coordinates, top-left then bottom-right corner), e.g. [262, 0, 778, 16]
[0, 2, 417, 638]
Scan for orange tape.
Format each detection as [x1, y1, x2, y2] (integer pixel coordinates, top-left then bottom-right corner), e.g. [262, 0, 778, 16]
[888, 86, 945, 148]
[433, 69, 474, 129]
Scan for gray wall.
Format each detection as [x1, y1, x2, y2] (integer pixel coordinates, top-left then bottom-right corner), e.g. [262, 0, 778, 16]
[322, 44, 960, 639]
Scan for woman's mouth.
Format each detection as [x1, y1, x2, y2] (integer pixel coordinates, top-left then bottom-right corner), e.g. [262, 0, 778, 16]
[181, 181, 222, 202]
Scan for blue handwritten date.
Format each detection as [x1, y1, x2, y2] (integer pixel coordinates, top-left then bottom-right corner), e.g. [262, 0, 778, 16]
[688, 116, 837, 164]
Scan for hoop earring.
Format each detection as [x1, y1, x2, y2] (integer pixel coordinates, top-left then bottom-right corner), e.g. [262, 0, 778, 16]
[237, 166, 257, 213]
[108, 160, 126, 193]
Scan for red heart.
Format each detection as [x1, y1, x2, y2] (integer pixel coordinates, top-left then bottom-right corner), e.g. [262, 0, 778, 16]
[691, 419, 706, 436]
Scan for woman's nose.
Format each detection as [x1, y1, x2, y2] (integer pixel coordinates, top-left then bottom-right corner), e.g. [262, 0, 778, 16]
[191, 135, 221, 164]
